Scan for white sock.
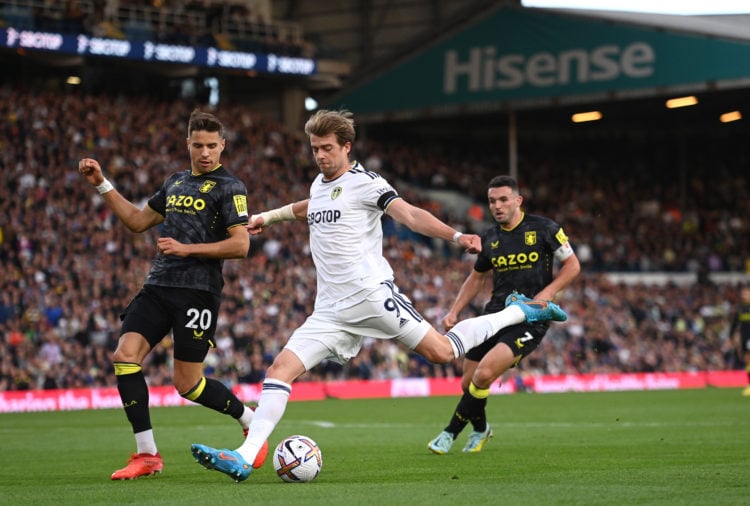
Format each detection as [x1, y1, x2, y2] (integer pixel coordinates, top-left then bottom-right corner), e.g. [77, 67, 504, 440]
[135, 429, 158, 455]
[236, 378, 291, 463]
[238, 405, 254, 431]
[446, 305, 525, 358]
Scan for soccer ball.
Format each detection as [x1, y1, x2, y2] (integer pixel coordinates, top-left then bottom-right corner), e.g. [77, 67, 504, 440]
[272, 435, 322, 483]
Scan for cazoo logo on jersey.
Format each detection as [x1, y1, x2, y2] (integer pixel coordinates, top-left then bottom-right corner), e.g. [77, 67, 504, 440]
[491, 251, 540, 270]
[308, 209, 342, 225]
[166, 194, 207, 212]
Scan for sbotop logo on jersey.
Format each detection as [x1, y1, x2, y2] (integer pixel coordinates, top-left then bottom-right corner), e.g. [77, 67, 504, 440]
[308, 209, 342, 225]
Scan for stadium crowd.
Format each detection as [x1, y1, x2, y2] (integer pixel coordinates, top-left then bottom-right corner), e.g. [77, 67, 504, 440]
[5, 0, 309, 57]
[0, 85, 748, 392]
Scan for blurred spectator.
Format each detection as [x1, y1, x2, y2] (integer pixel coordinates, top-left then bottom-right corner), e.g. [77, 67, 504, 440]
[12, 0, 308, 56]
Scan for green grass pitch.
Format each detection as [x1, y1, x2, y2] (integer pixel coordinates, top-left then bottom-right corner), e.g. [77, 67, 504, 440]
[1, 388, 748, 505]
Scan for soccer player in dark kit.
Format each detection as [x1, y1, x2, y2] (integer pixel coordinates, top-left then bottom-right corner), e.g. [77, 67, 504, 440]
[730, 285, 750, 396]
[78, 109, 267, 479]
[428, 175, 580, 454]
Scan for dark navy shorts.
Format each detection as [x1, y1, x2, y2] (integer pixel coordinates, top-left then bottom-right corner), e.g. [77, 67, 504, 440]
[120, 284, 220, 362]
[465, 322, 547, 366]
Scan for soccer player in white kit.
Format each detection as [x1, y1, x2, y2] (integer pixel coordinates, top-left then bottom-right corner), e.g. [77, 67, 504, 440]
[190, 109, 567, 482]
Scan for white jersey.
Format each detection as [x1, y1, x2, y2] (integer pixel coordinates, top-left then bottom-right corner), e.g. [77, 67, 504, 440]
[307, 161, 400, 307]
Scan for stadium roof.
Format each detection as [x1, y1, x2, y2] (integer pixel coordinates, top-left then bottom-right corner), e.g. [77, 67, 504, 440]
[560, 9, 750, 42]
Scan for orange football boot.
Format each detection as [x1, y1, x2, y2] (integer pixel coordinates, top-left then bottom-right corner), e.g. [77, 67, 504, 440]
[111, 452, 163, 480]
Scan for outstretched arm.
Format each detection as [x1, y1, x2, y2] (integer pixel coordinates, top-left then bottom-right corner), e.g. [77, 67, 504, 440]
[384, 198, 481, 253]
[79, 157, 163, 233]
[247, 199, 309, 234]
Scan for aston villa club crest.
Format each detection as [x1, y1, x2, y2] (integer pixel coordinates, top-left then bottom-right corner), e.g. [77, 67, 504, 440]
[525, 231, 537, 246]
[199, 181, 217, 193]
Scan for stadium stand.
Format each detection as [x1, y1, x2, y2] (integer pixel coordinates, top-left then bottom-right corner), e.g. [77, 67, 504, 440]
[0, 85, 747, 392]
[0, 0, 306, 56]
[1, 1, 749, 393]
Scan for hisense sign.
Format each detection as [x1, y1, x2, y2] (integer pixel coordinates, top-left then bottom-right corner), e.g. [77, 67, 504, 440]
[329, 7, 750, 116]
[443, 42, 655, 93]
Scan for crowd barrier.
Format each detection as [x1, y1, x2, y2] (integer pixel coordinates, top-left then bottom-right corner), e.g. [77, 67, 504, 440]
[0, 370, 744, 413]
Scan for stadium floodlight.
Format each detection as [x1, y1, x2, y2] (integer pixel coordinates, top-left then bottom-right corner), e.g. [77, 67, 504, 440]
[665, 96, 698, 109]
[203, 77, 219, 106]
[720, 110, 742, 123]
[571, 111, 602, 123]
[305, 96, 318, 111]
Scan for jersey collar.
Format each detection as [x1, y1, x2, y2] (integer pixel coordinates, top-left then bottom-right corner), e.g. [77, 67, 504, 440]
[191, 164, 223, 176]
[500, 211, 525, 232]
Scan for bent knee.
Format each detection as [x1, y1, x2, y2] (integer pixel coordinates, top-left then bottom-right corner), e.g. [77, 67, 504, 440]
[414, 332, 458, 364]
[418, 343, 455, 364]
[433, 349, 456, 364]
[113, 333, 150, 363]
[112, 349, 140, 364]
[471, 368, 497, 389]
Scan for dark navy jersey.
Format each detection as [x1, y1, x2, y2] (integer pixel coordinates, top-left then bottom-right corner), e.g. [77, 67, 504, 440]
[730, 302, 750, 351]
[475, 213, 569, 314]
[145, 165, 248, 295]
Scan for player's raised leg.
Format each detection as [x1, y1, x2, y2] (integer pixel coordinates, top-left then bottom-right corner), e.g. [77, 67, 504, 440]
[434, 295, 566, 361]
[505, 292, 567, 322]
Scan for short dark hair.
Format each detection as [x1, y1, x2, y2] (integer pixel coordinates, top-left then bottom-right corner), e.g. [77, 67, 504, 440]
[188, 109, 225, 138]
[488, 175, 518, 193]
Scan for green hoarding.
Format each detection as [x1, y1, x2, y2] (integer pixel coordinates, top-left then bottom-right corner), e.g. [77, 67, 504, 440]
[330, 7, 750, 115]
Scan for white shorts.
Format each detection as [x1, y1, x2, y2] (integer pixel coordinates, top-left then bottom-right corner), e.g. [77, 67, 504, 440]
[283, 280, 432, 371]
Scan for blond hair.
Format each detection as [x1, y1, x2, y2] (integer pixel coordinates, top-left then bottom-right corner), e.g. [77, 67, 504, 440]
[304, 109, 355, 146]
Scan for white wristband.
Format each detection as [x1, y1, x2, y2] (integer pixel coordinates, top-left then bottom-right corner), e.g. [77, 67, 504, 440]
[452, 231, 463, 243]
[96, 179, 114, 195]
[255, 203, 295, 226]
